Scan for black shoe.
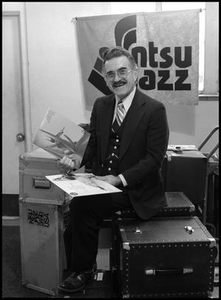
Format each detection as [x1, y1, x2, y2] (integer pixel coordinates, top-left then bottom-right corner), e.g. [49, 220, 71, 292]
[58, 269, 95, 293]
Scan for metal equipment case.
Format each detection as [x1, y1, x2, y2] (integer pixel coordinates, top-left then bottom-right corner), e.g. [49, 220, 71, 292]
[19, 200, 69, 296]
[115, 216, 217, 298]
[19, 148, 71, 296]
[158, 191, 195, 216]
[162, 150, 207, 210]
[111, 192, 196, 271]
[19, 148, 66, 204]
[116, 191, 195, 219]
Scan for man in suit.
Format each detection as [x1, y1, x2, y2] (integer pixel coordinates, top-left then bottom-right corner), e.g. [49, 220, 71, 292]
[58, 46, 169, 293]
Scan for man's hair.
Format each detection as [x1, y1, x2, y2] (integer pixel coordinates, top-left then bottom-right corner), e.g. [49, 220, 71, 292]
[102, 46, 137, 71]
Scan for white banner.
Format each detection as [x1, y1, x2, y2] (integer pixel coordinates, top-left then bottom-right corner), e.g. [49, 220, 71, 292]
[75, 10, 200, 109]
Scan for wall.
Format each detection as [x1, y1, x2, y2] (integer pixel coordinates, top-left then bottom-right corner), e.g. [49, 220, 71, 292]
[165, 100, 218, 153]
[3, 2, 219, 155]
[25, 2, 111, 140]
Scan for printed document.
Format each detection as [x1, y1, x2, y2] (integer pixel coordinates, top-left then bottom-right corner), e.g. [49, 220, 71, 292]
[46, 173, 122, 197]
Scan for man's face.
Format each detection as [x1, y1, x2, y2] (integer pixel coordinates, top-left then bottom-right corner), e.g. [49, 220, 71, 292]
[104, 56, 138, 99]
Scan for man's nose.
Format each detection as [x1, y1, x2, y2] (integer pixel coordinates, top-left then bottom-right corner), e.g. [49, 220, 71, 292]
[113, 72, 121, 81]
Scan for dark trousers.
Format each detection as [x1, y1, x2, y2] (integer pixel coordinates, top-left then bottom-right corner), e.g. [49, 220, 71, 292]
[63, 191, 133, 273]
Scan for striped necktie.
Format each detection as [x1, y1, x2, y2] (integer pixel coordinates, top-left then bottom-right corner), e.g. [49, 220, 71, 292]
[112, 100, 126, 133]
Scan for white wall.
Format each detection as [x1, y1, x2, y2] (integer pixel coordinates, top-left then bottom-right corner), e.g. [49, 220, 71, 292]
[165, 101, 219, 153]
[25, 2, 111, 139]
[3, 2, 219, 155]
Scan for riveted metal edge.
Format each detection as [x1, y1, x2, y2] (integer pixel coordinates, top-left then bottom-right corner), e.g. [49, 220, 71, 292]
[129, 291, 208, 298]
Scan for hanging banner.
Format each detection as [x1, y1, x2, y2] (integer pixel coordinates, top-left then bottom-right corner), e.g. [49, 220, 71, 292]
[75, 10, 199, 109]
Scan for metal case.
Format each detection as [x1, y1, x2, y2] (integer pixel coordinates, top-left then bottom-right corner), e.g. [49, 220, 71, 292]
[116, 191, 195, 219]
[111, 192, 196, 279]
[159, 191, 195, 216]
[19, 148, 71, 295]
[19, 199, 69, 296]
[162, 150, 207, 209]
[19, 148, 67, 205]
[115, 216, 217, 298]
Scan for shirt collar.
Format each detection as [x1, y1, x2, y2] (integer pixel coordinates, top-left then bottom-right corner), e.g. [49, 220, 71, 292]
[115, 86, 136, 113]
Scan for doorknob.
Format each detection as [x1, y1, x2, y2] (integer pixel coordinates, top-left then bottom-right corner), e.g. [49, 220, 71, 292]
[16, 133, 25, 142]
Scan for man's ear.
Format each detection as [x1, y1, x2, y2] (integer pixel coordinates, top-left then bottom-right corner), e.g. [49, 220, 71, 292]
[133, 69, 138, 84]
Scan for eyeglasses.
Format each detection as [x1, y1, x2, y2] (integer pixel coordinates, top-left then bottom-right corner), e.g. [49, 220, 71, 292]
[105, 68, 132, 81]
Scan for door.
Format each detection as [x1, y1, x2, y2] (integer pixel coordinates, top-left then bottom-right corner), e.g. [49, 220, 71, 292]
[3, 14, 25, 194]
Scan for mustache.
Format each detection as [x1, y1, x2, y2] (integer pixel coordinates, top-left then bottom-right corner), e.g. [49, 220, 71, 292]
[112, 80, 126, 87]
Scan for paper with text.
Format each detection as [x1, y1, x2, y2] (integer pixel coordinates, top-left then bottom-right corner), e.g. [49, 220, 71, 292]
[46, 173, 122, 197]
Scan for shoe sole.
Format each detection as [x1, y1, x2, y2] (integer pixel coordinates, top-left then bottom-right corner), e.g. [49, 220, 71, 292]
[58, 276, 94, 293]
[58, 284, 86, 293]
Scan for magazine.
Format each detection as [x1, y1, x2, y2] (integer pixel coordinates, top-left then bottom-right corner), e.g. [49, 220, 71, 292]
[33, 108, 90, 164]
[45, 173, 122, 197]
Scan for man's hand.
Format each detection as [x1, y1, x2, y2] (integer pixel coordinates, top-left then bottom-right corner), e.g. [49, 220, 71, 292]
[58, 153, 81, 173]
[95, 175, 122, 187]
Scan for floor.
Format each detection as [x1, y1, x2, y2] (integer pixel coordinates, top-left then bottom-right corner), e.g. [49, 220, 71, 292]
[2, 221, 110, 298]
[2, 225, 47, 298]
[2, 220, 219, 298]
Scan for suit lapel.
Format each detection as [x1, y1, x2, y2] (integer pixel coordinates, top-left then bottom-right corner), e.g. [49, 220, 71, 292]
[99, 95, 115, 162]
[98, 90, 146, 163]
[120, 90, 146, 160]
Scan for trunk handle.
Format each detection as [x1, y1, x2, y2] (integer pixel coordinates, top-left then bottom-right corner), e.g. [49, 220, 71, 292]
[145, 267, 193, 275]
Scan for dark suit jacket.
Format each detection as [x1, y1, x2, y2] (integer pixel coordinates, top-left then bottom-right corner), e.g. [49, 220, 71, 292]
[82, 88, 169, 220]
